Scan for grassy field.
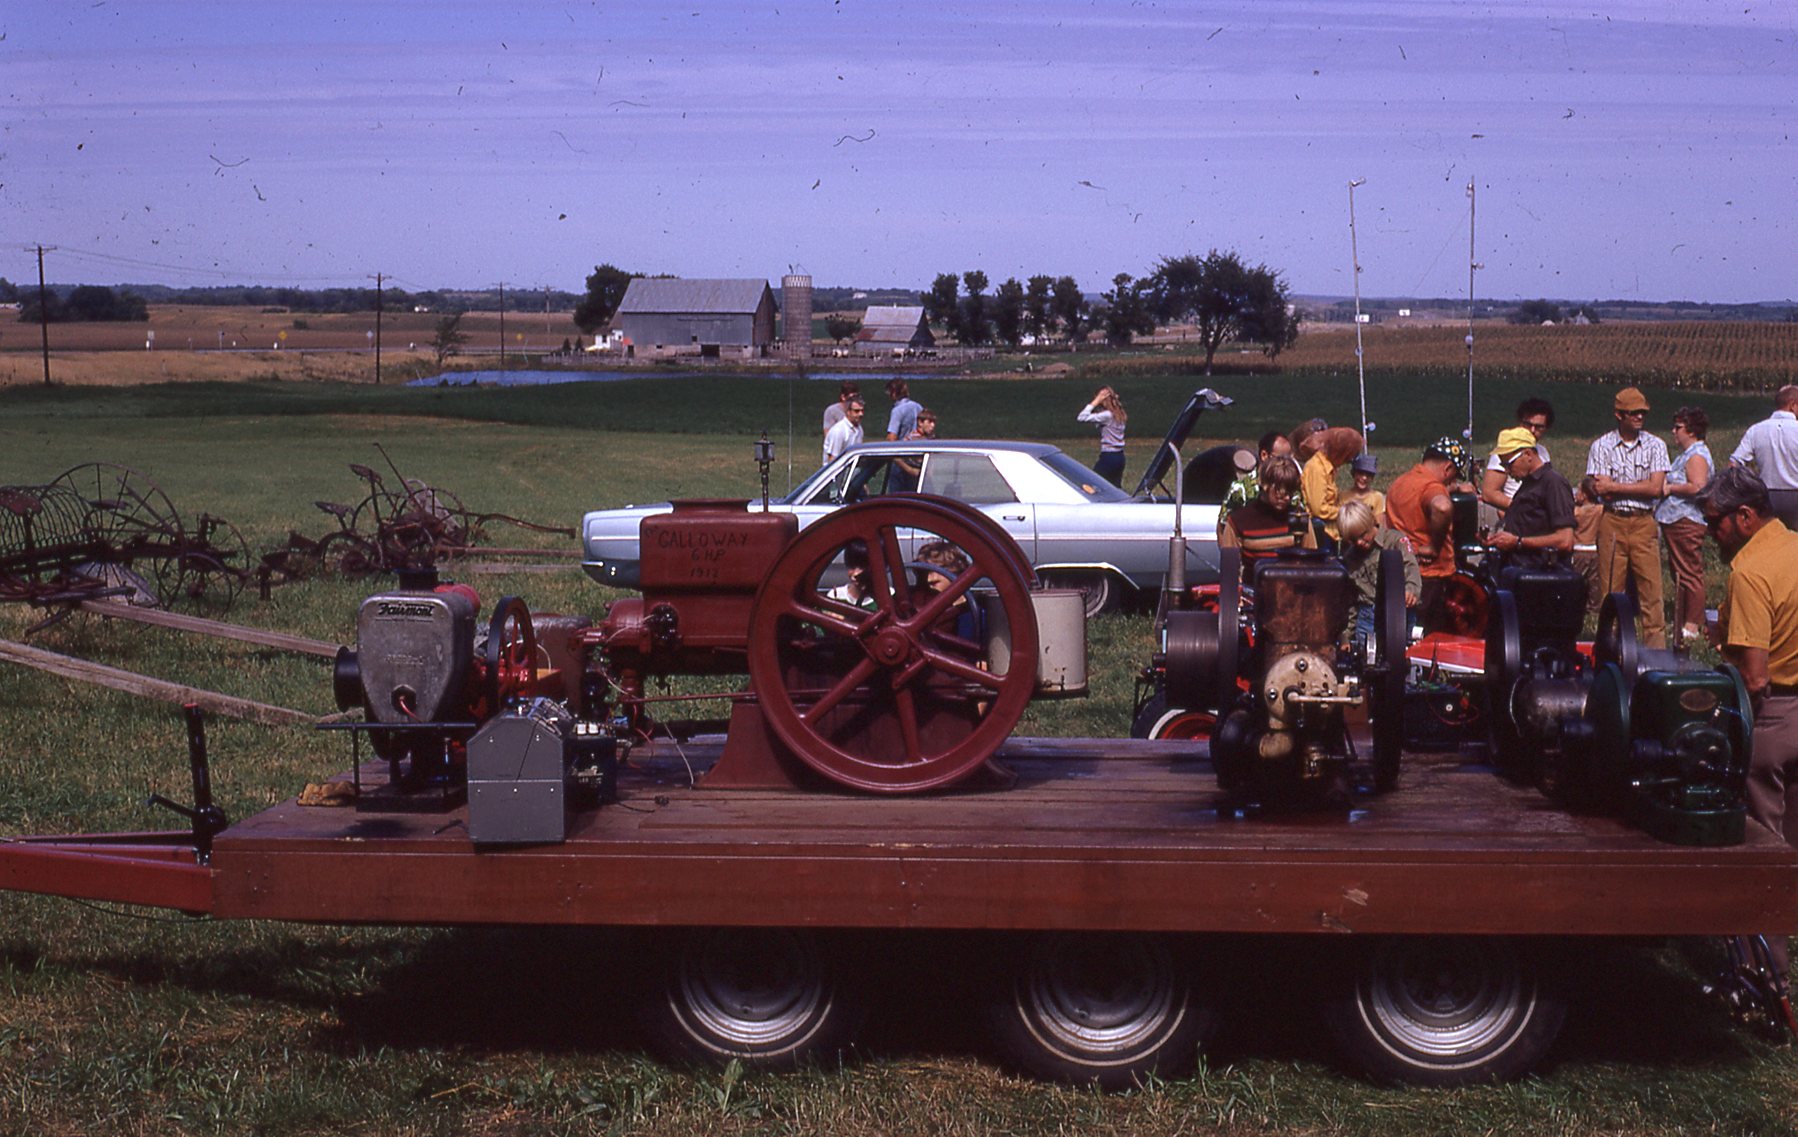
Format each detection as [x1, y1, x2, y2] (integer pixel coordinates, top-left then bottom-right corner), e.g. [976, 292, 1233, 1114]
[1, 372, 1794, 1136]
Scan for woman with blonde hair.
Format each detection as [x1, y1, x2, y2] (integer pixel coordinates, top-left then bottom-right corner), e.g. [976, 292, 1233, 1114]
[1078, 386, 1128, 486]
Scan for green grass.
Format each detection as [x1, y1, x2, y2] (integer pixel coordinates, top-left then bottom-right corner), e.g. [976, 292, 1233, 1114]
[0, 372, 1792, 1135]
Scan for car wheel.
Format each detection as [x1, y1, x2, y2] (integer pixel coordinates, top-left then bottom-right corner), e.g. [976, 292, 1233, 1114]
[1321, 936, 1567, 1086]
[1043, 570, 1117, 617]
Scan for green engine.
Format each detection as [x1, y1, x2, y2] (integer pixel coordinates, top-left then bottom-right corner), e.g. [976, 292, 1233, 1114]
[1565, 664, 1754, 846]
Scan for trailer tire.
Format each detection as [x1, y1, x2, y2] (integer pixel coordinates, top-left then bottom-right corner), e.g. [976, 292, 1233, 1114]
[639, 928, 864, 1069]
[1321, 936, 1567, 1086]
[983, 932, 1217, 1089]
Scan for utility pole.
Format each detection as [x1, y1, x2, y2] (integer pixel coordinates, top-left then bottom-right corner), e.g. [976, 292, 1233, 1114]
[1346, 178, 1369, 442]
[1465, 180, 1482, 444]
[368, 272, 384, 384]
[543, 284, 551, 336]
[495, 282, 506, 368]
[33, 244, 56, 387]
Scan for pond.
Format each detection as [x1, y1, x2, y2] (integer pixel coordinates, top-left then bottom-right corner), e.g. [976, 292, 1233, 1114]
[407, 369, 953, 388]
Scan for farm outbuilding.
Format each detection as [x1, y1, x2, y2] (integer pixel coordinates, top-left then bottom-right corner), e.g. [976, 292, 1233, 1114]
[855, 305, 936, 351]
[611, 278, 778, 359]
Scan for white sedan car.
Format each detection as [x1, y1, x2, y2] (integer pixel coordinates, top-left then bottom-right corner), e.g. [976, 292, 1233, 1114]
[580, 440, 1222, 614]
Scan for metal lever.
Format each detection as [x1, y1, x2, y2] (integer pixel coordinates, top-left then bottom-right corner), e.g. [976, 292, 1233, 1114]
[146, 703, 230, 863]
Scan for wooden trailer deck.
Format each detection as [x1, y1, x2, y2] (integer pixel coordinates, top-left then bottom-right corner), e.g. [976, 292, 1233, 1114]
[203, 738, 1798, 936]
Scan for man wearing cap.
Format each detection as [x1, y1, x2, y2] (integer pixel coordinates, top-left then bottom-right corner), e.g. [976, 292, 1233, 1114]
[1700, 466, 1798, 998]
[1731, 385, 1798, 529]
[1487, 426, 1574, 568]
[1586, 386, 1670, 647]
[1386, 436, 1471, 629]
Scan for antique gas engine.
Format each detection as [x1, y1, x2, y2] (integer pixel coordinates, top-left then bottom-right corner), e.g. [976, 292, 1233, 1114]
[1158, 547, 1408, 808]
[327, 493, 1084, 840]
[1559, 663, 1754, 846]
[1483, 570, 1753, 845]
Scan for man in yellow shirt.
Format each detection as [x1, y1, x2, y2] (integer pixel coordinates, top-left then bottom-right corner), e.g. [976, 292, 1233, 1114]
[1703, 466, 1798, 998]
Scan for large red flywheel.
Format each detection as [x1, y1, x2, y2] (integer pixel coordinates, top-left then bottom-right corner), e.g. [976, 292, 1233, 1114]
[746, 495, 1039, 793]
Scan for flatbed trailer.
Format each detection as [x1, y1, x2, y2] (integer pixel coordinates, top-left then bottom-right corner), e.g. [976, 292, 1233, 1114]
[5, 734, 1793, 1087]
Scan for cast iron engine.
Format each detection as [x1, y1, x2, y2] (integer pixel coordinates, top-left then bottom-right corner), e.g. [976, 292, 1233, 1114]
[1559, 663, 1753, 846]
[1483, 571, 1754, 846]
[1482, 563, 1601, 780]
[328, 490, 1083, 833]
[1161, 547, 1408, 809]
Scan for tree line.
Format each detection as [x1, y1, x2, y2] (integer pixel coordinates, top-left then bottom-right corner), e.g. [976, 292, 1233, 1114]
[917, 251, 1298, 370]
[16, 284, 149, 324]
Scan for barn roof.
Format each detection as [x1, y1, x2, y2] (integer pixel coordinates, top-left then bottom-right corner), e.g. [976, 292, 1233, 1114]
[615, 278, 773, 315]
[858, 305, 931, 344]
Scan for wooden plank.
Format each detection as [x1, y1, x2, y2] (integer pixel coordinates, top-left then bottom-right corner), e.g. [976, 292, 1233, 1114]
[207, 745, 1798, 935]
[0, 639, 318, 726]
[76, 599, 343, 658]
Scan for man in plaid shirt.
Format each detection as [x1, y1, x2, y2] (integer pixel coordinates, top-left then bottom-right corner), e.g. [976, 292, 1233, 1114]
[1586, 386, 1671, 647]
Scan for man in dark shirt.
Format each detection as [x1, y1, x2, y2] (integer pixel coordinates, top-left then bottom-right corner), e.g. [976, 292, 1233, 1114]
[1488, 425, 1575, 567]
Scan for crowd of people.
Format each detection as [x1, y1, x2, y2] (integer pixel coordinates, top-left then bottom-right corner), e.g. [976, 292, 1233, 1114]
[820, 377, 1798, 996]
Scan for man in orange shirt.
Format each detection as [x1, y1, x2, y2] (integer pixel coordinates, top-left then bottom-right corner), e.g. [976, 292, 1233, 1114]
[1386, 436, 1472, 631]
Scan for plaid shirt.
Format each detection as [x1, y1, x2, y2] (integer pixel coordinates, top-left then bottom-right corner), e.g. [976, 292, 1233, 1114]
[1585, 430, 1669, 514]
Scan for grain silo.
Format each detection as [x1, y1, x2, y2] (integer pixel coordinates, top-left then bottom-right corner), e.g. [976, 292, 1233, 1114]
[781, 273, 813, 358]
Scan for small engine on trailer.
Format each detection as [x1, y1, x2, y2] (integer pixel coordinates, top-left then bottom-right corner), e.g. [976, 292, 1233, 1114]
[579, 494, 1085, 794]
[1482, 563, 1604, 782]
[1483, 572, 1754, 846]
[1559, 663, 1753, 846]
[327, 483, 1085, 838]
[328, 566, 618, 842]
[1155, 546, 1408, 810]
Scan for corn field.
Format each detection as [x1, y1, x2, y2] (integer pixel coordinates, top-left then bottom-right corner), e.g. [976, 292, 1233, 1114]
[1091, 322, 1798, 393]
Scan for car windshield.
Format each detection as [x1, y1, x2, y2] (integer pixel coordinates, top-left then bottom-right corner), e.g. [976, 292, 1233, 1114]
[781, 461, 841, 504]
[1040, 452, 1133, 501]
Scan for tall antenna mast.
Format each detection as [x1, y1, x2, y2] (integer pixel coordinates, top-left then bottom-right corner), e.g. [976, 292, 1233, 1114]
[1347, 178, 1369, 442]
[1464, 180, 1482, 442]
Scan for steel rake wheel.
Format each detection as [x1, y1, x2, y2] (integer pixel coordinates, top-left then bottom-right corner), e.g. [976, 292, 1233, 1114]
[51, 462, 189, 606]
[179, 513, 251, 607]
[746, 495, 1039, 793]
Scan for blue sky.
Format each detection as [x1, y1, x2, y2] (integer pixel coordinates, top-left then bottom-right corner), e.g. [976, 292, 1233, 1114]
[4, 2, 1792, 302]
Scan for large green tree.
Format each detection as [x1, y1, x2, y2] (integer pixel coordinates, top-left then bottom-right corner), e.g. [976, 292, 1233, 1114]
[992, 278, 1027, 348]
[572, 263, 639, 334]
[959, 270, 992, 345]
[921, 273, 962, 339]
[1098, 273, 1155, 346]
[1050, 276, 1088, 343]
[1149, 250, 1294, 372]
[825, 314, 862, 344]
[1023, 275, 1055, 341]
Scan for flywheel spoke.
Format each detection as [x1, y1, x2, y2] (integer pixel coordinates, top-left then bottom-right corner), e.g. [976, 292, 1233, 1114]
[799, 656, 882, 725]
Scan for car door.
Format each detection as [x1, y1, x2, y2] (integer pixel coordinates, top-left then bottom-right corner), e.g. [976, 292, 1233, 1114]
[917, 452, 1036, 561]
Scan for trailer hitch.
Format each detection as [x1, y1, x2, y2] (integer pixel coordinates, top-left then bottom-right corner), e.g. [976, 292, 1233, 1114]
[147, 704, 230, 863]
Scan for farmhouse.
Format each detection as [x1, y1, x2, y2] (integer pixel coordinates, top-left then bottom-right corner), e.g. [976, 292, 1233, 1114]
[611, 278, 778, 359]
[855, 305, 935, 352]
